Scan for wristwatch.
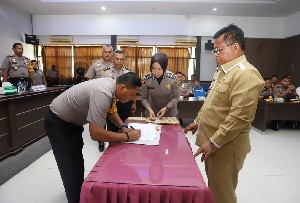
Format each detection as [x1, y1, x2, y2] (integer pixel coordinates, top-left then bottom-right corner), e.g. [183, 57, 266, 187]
[119, 123, 128, 130]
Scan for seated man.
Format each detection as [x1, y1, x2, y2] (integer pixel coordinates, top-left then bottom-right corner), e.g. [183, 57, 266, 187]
[270, 76, 299, 131]
[176, 71, 190, 98]
[258, 78, 273, 99]
[273, 76, 298, 100]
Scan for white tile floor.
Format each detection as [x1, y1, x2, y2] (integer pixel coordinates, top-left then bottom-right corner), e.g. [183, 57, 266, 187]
[0, 124, 300, 203]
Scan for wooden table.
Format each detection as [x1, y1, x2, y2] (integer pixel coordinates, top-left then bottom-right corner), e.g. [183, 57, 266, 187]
[252, 100, 300, 134]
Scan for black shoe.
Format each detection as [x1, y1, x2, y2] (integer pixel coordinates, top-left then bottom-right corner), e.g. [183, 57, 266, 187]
[269, 121, 279, 131]
[98, 142, 105, 152]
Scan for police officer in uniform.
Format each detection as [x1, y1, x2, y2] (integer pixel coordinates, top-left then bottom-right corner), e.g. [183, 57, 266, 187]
[44, 72, 142, 203]
[85, 44, 114, 152]
[104, 50, 136, 135]
[141, 52, 180, 120]
[1, 43, 35, 90]
[85, 44, 114, 79]
[31, 60, 47, 87]
[175, 71, 190, 98]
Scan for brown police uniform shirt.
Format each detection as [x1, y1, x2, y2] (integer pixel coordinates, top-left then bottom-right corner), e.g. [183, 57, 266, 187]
[50, 77, 116, 127]
[1, 55, 30, 78]
[85, 58, 114, 79]
[141, 70, 180, 117]
[194, 55, 264, 155]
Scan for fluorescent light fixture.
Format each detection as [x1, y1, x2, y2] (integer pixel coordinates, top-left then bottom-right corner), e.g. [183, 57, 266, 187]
[101, 6, 106, 11]
[213, 8, 217, 11]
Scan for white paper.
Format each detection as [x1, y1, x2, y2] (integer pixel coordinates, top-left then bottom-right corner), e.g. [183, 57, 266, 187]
[127, 123, 161, 145]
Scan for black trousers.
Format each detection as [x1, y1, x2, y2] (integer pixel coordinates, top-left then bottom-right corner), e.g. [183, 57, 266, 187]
[44, 110, 84, 203]
[8, 77, 31, 91]
[106, 100, 133, 132]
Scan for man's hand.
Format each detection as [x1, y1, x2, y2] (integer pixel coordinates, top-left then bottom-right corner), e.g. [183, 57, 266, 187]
[127, 129, 141, 141]
[194, 140, 217, 162]
[184, 122, 198, 134]
[147, 108, 157, 120]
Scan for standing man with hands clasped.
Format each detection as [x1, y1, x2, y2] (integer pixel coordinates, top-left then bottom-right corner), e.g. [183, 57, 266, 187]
[1, 43, 35, 90]
[184, 24, 264, 203]
[44, 72, 142, 203]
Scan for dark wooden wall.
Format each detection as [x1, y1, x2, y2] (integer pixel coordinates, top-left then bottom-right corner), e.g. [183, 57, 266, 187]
[245, 35, 300, 87]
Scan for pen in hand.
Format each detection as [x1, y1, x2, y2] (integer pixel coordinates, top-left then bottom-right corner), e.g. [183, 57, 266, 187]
[129, 126, 135, 130]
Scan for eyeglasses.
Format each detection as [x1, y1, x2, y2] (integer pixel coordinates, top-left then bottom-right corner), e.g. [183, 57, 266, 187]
[211, 47, 223, 55]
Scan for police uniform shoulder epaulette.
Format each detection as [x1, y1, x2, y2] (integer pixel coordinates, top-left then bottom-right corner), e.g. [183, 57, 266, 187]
[144, 73, 153, 80]
[166, 72, 176, 79]
[123, 67, 132, 71]
[92, 58, 101, 63]
[6, 55, 14, 58]
[23, 56, 30, 60]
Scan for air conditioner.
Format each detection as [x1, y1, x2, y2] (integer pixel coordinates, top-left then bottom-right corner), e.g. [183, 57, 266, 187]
[175, 36, 197, 45]
[50, 36, 73, 44]
[117, 36, 139, 43]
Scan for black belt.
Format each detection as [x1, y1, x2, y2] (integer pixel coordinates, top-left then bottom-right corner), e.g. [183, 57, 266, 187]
[9, 77, 29, 79]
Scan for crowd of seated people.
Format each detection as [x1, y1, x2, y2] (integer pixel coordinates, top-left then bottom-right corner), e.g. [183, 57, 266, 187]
[259, 74, 299, 131]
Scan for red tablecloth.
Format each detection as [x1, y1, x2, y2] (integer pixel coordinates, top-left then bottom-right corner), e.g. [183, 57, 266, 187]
[80, 124, 214, 203]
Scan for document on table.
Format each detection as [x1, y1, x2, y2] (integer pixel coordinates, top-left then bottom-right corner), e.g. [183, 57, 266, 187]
[127, 123, 161, 145]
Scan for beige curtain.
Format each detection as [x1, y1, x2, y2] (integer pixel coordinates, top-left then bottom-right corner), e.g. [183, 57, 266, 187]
[157, 47, 190, 77]
[73, 46, 102, 78]
[42, 46, 73, 85]
[121, 46, 153, 79]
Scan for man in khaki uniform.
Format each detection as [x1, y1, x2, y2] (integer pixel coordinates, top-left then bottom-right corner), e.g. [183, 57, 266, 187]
[85, 44, 114, 151]
[184, 24, 264, 203]
[1, 43, 35, 90]
[141, 53, 180, 120]
[44, 72, 142, 203]
[31, 60, 47, 87]
[175, 71, 190, 98]
[85, 44, 114, 79]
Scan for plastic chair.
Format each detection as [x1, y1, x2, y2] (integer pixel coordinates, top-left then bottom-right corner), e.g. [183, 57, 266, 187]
[193, 87, 207, 97]
[202, 83, 210, 92]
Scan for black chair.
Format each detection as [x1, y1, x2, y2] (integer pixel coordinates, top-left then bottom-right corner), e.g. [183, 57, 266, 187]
[75, 67, 85, 84]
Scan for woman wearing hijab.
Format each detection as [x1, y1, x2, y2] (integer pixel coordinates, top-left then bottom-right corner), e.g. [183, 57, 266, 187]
[141, 52, 180, 120]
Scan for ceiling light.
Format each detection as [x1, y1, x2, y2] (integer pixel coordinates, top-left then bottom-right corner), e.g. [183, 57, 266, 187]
[213, 8, 217, 11]
[101, 6, 106, 11]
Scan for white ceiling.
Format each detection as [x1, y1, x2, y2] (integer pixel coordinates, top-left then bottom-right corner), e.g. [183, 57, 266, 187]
[3, 0, 300, 17]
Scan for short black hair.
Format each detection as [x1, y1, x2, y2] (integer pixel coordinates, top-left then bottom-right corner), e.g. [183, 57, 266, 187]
[175, 71, 183, 75]
[263, 78, 270, 81]
[213, 24, 245, 51]
[13, 43, 23, 48]
[281, 76, 290, 81]
[271, 75, 278, 78]
[114, 49, 125, 55]
[116, 72, 142, 89]
[31, 60, 37, 63]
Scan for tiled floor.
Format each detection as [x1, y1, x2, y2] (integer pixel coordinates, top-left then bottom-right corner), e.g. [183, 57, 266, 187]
[0, 123, 300, 203]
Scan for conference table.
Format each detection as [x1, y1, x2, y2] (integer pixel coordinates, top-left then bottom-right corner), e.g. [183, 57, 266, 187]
[252, 100, 300, 134]
[80, 123, 214, 203]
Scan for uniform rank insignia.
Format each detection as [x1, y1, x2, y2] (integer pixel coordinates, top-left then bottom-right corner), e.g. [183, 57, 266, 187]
[108, 73, 114, 79]
[166, 84, 171, 90]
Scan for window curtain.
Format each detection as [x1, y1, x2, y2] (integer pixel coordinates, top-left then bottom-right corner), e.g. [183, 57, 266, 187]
[42, 46, 73, 85]
[73, 46, 102, 78]
[121, 46, 153, 79]
[157, 47, 190, 77]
